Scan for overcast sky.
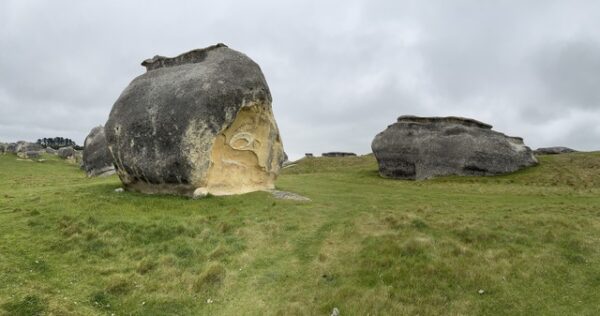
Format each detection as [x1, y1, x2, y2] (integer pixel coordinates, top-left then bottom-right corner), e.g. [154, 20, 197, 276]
[1, 1, 599, 159]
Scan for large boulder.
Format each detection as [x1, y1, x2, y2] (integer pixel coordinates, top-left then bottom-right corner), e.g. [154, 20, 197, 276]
[105, 43, 284, 196]
[534, 146, 578, 155]
[372, 115, 538, 179]
[83, 126, 115, 177]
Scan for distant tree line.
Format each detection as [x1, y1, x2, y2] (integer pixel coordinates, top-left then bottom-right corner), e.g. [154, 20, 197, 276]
[36, 137, 83, 150]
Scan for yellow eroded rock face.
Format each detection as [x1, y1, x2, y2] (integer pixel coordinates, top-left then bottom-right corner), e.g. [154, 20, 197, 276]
[194, 101, 283, 195]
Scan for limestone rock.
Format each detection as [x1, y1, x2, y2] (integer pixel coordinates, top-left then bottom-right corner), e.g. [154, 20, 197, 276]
[105, 44, 284, 196]
[192, 187, 209, 199]
[331, 307, 340, 316]
[57, 146, 75, 159]
[83, 126, 116, 177]
[6, 141, 42, 154]
[534, 146, 578, 155]
[372, 115, 538, 179]
[322, 152, 357, 157]
[17, 151, 42, 159]
[45, 147, 57, 155]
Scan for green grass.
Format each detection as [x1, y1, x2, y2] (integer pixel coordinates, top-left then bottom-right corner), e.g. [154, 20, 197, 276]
[1, 152, 600, 315]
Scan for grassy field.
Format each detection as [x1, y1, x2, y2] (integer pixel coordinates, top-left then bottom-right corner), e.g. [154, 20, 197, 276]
[1, 152, 600, 315]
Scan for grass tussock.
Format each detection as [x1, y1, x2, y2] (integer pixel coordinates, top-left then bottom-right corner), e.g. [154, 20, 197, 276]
[193, 263, 226, 293]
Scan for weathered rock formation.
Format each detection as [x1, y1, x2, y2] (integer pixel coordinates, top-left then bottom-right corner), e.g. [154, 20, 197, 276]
[534, 147, 578, 155]
[83, 126, 115, 177]
[57, 146, 75, 159]
[5, 141, 42, 154]
[17, 151, 41, 159]
[2, 141, 43, 155]
[322, 152, 357, 157]
[372, 115, 538, 179]
[105, 44, 284, 196]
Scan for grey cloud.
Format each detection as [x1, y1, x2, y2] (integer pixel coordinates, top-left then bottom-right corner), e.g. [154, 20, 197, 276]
[533, 40, 600, 109]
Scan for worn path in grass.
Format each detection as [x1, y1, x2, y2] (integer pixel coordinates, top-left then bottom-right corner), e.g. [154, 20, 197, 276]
[1, 153, 600, 315]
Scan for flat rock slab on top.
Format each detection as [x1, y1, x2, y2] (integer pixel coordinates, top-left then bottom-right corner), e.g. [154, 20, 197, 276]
[105, 44, 284, 197]
[371, 115, 538, 180]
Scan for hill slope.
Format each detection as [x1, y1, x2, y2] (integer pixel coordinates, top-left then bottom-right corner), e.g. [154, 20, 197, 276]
[1, 152, 599, 315]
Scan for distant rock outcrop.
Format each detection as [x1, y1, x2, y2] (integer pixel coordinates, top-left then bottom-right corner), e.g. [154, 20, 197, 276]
[3, 141, 42, 155]
[57, 146, 76, 159]
[17, 151, 41, 159]
[322, 152, 357, 157]
[6, 143, 17, 153]
[534, 147, 578, 155]
[9, 141, 42, 153]
[104, 44, 284, 196]
[372, 115, 538, 179]
[83, 126, 115, 177]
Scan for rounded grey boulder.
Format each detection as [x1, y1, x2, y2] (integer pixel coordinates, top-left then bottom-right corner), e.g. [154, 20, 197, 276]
[105, 44, 284, 196]
[17, 151, 41, 159]
[83, 126, 116, 177]
[372, 115, 538, 179]
[57, 146, 75, 159]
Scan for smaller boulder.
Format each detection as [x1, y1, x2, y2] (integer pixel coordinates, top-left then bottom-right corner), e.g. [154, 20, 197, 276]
[45, 147, 57, 154]
[534, 147, 578, 155]
[57, 146, 75, 159]
[83, 126, 116, 177]
[6, 143, 18, 153]
[16, 141, 42, 153]
[372, 115, 538, 179]
[17, 151, 42, 159]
